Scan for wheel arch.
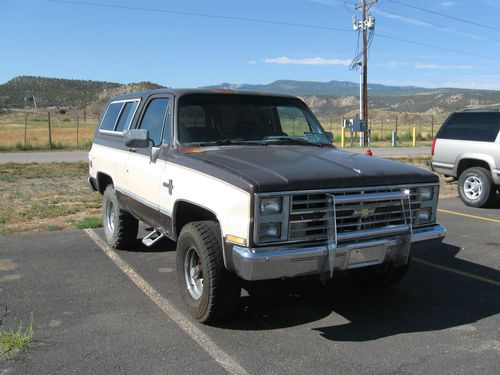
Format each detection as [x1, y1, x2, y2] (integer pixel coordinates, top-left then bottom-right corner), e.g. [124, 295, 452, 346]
[173, 200, 220, 240]
[456, 156, 493, 177]
[96, 172, 114, 194]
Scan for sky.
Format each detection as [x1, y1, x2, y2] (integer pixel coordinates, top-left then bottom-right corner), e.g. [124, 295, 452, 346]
[1, 0, 500, 89]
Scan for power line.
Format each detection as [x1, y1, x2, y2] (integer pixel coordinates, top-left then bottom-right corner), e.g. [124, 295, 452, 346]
[48, 0, 352, 33]
[376, 32, 500, 62]
[375, 8, 500, 43]
[46, 0, 500, 62]
[387, 0, 500, 32]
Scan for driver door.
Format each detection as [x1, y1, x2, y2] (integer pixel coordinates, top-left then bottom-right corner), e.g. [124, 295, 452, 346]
[125, 95, 171, 230]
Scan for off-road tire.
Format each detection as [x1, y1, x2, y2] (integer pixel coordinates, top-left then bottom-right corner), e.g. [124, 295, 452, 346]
[176, 221, 241, 323]
[458, 167, 496, 208]
[350, 259, 411, 288]
[102, 185, 138, 249]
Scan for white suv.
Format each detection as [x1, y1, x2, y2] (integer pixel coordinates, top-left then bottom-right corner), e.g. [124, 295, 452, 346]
[432, 110, 500, 207]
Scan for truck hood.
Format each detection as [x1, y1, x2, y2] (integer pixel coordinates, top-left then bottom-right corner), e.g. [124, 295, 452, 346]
[176, 145, 438, 193]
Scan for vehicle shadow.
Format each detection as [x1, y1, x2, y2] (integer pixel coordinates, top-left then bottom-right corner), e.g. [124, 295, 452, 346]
[217, 241, 500, 342]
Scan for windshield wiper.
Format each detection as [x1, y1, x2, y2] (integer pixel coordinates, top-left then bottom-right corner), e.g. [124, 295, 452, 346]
[262, 136, 325, 147]
[190, 139, 268, 147]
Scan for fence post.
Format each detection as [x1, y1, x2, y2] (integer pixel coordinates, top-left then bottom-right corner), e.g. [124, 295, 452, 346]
[395, 113, 398, 136]
[381, 116, 384, 139]
[431, 115, 434, 138]
[412, 127, 416, 147]
[76, 116, 80, 148]
[48, 112, 52, 149]
[391, 131, 396, 147]
[407, 113, 410, 138]
[341, 116, 345, 147]
[24, 112, 28, 148]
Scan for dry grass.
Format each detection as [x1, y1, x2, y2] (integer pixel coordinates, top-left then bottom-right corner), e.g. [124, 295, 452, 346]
[0, 110, 97, 150]
[0, 162, 101, 234]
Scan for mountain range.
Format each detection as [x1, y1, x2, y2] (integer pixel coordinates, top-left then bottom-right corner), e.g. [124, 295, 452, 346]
[1, 76, 500, 116]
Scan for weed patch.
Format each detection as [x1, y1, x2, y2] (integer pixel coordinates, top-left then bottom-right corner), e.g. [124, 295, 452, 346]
[74, 216, 103, 229]
[0, 319, 33, 360]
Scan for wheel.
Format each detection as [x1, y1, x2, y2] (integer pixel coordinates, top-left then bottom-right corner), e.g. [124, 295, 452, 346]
[458, 167, 496, 208]
[176, 221, 241, 323]
[102, 185, 138, 249]
[349, 259, 410, 288]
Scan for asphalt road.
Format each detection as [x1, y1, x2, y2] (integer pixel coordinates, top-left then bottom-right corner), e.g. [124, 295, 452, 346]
[0, 147, 431, 164]
[1, 197, 499, 374]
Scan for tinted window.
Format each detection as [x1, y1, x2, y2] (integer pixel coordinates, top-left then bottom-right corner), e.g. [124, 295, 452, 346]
[139, 98, 169, 146]
[100, 102, 123, 131]
[115, 101, 139, 132]
[439, 112, 500, 142]
[177, 95, 327, 144]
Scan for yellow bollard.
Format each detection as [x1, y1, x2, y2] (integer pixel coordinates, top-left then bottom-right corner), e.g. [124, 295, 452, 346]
[341, 127, 345, 148]
[412, 127, 416, 147]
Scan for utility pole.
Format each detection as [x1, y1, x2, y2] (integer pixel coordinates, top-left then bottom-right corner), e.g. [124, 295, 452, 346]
[353, 0, 376, 146]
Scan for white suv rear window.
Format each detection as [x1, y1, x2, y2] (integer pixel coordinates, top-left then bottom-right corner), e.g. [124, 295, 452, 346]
[100, 100, 140, 133]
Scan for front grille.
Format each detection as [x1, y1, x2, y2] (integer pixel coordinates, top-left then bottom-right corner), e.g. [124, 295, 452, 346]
[289, 187, 421, 242]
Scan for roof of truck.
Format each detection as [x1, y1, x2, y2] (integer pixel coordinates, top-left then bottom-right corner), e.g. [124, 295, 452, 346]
[110, 88, 298, 102]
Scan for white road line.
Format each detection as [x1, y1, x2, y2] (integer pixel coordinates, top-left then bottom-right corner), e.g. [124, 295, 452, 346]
[84, 229, 249, 375]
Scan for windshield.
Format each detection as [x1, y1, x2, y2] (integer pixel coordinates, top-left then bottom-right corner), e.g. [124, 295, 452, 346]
[177, 94, 330, 146]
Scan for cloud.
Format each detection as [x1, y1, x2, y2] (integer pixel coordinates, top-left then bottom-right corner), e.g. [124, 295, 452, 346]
[247, 60, 257, 65]
[382, 61, 409, 68]
[374, 9, 490, 41]
[440, 1, 457, 7]
[262, 56, 351, 66]
[306, 0, 342, 6]
[374, 10, 433, 28]
[414, 63, 474, 70]
[380, 61, 476, 70]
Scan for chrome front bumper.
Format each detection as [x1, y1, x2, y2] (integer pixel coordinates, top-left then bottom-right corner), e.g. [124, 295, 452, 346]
[232, 224, 446, 281]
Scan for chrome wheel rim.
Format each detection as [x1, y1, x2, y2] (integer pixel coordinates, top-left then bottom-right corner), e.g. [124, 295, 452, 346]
[464, 176, 483, 200]
[184, 247, 203, 300]
[106, 200, 115, 233]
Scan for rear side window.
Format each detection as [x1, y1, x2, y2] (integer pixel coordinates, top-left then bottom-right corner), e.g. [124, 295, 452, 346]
[115, 101, 139, 132]
[439, 113, 500, 142]
[100, 100, 140, 133]
[100, 102, 123, 131]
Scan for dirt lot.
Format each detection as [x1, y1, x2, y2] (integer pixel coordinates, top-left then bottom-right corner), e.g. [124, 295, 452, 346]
[0, 162, 100, 234]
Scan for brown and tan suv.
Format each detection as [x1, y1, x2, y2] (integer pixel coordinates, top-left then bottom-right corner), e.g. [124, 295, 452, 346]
[89, 88, 446, 322]
[431, 110, 500, 207]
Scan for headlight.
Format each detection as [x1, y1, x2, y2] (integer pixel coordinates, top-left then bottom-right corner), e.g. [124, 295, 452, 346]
[260, 197, 282, 214]
[418, 208, 431, 223]
[259, 222, 281, 240]
[421, 186, 434, 201]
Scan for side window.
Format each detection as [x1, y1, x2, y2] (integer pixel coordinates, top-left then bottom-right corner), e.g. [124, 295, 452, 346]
[115, 101, 139, 132]
[440, 113, 500, 142]
[139, 98, 170, 146]
[100, 102, 123, 131]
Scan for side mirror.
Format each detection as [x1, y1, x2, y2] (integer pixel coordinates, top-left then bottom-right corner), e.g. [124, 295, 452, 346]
[325, 131, 333, 143]
[124, 129, 150, 148]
